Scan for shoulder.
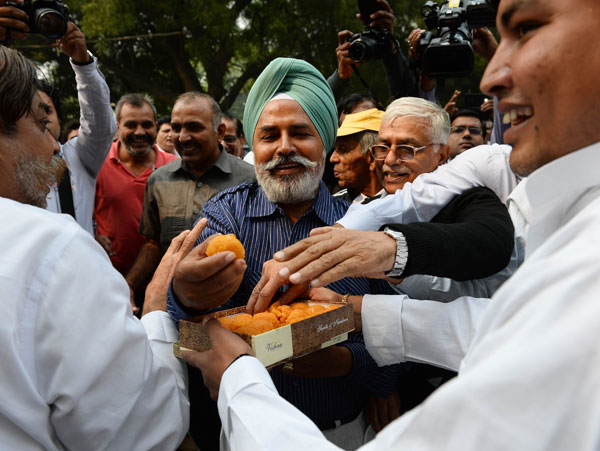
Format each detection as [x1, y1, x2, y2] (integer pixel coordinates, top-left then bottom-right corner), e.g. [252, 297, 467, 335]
[222, 152, 256, 178]
[203, 181, 260, 211]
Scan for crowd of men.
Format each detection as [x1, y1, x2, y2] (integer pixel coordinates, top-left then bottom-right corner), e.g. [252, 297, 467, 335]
[1, 0, 599, 449]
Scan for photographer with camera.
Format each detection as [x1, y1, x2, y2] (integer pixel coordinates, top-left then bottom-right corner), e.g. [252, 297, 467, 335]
[327, 0, 417, 103]
[1, 1, 117, 236]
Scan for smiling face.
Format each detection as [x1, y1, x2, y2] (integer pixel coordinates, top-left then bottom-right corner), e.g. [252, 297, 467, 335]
[480, 0, 600, 176]
[253, 99, 325, 204]
[375, 116, 449, 194]
[330, 134, 372, 191]
[171, 97, 223, 173]
[117, 103, 157, 157]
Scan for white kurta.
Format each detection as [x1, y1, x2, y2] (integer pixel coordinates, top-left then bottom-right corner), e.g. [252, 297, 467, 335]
[218, 141, 600, 450]
[0, 199, 188, 450]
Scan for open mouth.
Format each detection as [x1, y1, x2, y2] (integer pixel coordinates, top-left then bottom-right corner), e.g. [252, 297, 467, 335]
[384, 171, 409, 182]
[272, 162, 303, 174]
[502, 106, 534, 127]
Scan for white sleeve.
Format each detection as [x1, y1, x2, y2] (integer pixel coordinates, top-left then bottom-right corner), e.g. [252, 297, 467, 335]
[361, 294, 489, 371]
[34, 224, 188, 451]
[338, 145, 515, 231]
[219, 357, 342, 451]
[65, 58, 117, 177]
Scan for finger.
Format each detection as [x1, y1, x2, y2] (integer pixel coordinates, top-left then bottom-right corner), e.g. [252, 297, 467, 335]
[204, 317, 253, 356]
[308, 226, 336, 238]
[337, 29, 353, 45]
[190, 233, 221, 258]
[307, 287, 339, 303]
[273, 230, 333, 262]
[246, 274, 268, 313]
[287, 245, 357, 286]
[181, 349, 214, 372]
[252, 276, 286, 314]
[379, 398, 390, 428]
[368, 400, 382, 432]
[181, 218, 207, 254]
[277, 282, 310, 306]
[0, 16, 29, 33]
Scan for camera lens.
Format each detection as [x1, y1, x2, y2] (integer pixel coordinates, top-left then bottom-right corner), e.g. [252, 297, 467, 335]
[349, 40, 368, 63]
[34, 8, 68, 40]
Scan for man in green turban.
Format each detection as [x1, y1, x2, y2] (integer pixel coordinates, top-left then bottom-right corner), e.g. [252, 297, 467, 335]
[170, 57, 402, 450]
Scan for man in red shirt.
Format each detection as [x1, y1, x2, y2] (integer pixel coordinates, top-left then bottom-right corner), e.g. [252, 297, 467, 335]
[95, 94, 177, 312]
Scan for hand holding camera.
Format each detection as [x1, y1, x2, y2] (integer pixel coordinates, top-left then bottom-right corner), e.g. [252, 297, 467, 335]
[1, 0, 69, 45]
[57, 21, 89, 64]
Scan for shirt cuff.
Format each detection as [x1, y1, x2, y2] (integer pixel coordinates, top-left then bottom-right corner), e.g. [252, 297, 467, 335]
[140, 310, 179, 342]
[337, 202, 380, 231]
[361, 294, 406, 366]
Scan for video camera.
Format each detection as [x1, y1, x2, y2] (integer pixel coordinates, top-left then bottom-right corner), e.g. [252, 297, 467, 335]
[348, 0, 396, 63]
[418, 0, 495, 78]
[5, 0, 70, 40]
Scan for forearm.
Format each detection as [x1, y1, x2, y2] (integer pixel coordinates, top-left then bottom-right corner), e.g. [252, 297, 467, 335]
[126, 240, 163, 289]
[361, 294, 488, 371]
[326, 69, 351, 103]
[71, 58, 117, 176]
[383, 45, 417, 99]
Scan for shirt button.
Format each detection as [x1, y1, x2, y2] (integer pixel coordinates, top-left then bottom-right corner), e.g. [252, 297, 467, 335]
[193, 208, 200, 214]
[197, 181, 203, 188]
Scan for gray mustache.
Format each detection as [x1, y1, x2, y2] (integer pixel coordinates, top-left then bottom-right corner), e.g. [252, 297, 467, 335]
[260, 155, 317, 171]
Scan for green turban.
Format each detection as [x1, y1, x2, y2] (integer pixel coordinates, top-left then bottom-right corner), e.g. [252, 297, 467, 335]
[243, 57, 338, 153]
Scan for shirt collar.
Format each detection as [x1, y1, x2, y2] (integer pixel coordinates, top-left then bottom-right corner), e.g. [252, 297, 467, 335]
[168, 145, 230, 174]
[508, 141, 600, 256]
[248, 181, 338, 225]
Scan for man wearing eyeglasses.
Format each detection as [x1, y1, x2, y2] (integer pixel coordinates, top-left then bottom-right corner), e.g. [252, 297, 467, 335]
[447, 109, 486, 159]
[371, 97, 450, 195]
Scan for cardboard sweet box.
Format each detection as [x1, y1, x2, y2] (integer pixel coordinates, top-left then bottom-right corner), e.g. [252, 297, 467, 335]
[174, 301, 355, 368]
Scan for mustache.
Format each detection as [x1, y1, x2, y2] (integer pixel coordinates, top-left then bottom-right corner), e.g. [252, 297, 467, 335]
[260, 154, 318, 172]
[50, 156, 67, 184]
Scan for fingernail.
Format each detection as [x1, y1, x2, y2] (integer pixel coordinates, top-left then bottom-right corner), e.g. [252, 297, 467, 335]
[278, 267, 290, 279]
[311, 278, 321, 287]
[274, 251, 285, 260]
[224, 252, 236, 263]
[289, 272, 302, 284]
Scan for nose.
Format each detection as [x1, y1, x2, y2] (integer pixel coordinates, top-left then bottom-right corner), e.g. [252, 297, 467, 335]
[480, 41, 513, 97]
[134, 124, 146, 135]
[47, 129, 60, 155]
[383, 147, 399, 167]
[330, 149, 340, 163]
[276, 131, 295, 157]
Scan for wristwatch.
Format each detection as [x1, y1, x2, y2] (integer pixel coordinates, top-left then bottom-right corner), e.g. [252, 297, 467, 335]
[383, 227, 408, 277]
[70, 50, 95, 66]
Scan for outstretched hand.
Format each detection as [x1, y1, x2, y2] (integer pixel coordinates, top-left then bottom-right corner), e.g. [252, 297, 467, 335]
[182, 318, 253, 400]
[357, 0, 395, 34]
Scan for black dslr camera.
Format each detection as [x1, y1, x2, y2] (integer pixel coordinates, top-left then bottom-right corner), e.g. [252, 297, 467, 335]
[418, 0, 496, 78]
[348, 0, 395, 63]
[5, 0, 70, 40]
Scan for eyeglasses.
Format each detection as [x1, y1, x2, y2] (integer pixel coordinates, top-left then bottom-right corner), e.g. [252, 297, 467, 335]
[223, 135, 239, 143]
[370, 143, 437, 161]
[450, 126, 483, 136]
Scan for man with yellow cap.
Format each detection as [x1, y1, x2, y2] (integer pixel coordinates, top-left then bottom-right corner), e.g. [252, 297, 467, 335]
[331, 108, 385, 204]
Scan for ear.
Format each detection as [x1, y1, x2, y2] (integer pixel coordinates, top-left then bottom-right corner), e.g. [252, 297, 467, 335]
[217, 122, 226, 139]
[437, 144, 450, 164]
[366, 151, 377, 171]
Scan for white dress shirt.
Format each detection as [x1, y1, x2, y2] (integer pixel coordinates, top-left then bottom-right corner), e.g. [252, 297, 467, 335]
[45, 57, 117, 235]
[0, 198, 188, 450]
[218, 141, 600, 450]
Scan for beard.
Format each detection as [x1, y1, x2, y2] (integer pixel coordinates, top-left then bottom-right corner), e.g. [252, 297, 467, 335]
[15, 155, 66, 208]
[123, 133, 154, 156]
[255, 154, 324, 204]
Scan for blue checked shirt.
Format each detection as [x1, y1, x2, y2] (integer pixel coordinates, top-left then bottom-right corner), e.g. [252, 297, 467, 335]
[168, 181, 403, 427]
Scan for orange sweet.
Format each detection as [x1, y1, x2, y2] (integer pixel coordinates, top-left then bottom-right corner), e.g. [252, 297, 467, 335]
[205, 234, 245, 259]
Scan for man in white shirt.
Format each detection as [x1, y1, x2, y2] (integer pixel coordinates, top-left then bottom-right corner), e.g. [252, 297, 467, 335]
[182, 0, 600, 449]
[0, 46, 189, 450]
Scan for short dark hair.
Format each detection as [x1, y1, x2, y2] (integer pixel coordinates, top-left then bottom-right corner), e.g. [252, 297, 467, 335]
[222, 112, 244, 138]
[173, 92, 222, 132]
[0, 47, 38, 136]
[337, 93, 379, 117]
[61, 118, 80, 143]
[451, 108, 486, 136]
[157, 115, 171, 131]
[37, 79, 62, 125]
[115, 93, 157, 123]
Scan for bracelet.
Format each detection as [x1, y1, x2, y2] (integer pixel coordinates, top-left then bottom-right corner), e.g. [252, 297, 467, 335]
[226, 353, 253, 371]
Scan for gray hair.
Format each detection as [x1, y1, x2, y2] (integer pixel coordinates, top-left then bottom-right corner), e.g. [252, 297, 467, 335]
[174, 91, 222, 132]
[358, 130, 379, 156]
[115, 93, 157, 123]
[382, 97, 451, 145]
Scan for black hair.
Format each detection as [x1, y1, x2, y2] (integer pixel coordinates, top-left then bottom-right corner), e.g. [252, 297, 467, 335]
[37, 79, 62, 125]
[157, 115, 171, 130]
[222, 112, 244, 138]
[337, 93, 378, 117]
[451, 108, 486, 136]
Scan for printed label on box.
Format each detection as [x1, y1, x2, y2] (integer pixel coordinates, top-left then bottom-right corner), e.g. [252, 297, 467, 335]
[316, 317, 350, 334]
[320, 333, 349, 349]
[252, 324, 293, 367]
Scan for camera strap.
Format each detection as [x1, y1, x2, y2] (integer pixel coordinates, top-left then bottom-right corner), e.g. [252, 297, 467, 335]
[57, 167, 76, 220]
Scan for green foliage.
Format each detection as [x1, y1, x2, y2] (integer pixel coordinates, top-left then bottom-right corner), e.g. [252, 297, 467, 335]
[14, 0, 492, 126]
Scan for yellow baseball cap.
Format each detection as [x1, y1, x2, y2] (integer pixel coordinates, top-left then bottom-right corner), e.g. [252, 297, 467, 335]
[337, 108, 384, 137]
